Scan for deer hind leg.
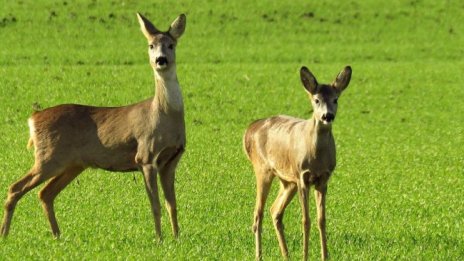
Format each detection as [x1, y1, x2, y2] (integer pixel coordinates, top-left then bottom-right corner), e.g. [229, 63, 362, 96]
[159, 151, 183, 239]
[314, 184, 328, 260]
[297, 183, 311, 261]
[38, 165, 85, 238]
[270, 181, 297, 258]
[252, 169, 274, 260]
[142, 164, 162, 241]
[1, 164, 60, 237]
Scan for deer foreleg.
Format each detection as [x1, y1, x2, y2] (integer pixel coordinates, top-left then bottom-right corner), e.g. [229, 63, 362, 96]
[297, 183, 310, 261]
[315, 184, 328, 260]
[142, 164, 162, 241]
[159, 150, 183, 238]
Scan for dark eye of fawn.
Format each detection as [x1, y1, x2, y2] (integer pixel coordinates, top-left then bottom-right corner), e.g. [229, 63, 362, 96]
[168, 44, 174, 49]
[149, 44, 154, 49]
[315, 99, 320, 104]
[334, 98, 338, 104]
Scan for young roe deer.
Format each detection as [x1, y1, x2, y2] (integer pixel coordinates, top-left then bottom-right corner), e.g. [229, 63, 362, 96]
[1, 13, 187, 240]
[243, 66, 352, 260]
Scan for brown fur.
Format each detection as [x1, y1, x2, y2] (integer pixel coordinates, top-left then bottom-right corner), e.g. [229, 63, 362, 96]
[1, 13, 187, 240]
[244, 66, 352, 260]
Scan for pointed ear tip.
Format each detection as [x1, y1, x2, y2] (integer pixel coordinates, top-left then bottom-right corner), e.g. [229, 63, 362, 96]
[136, 13, 146, 23]
[300, 66, 308, 72]
[345, 65, 352, 72]
[176, 14, 187, 24]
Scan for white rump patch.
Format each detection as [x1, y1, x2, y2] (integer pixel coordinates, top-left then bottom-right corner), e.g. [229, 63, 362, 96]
[27, 118, 36, 149]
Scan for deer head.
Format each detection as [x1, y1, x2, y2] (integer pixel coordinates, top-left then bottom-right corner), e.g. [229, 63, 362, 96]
[137, 13, 186, 72]
[300, 66, 352, 125]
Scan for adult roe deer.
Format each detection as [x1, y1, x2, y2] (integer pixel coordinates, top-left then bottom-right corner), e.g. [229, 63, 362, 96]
[1, 13, 187, 240]
[243, 66, 352, 260]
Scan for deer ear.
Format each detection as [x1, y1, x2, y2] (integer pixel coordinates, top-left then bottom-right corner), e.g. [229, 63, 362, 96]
[137, 13, 159, 41]
[333, 66, 352, 93]
[300, 66, 318, 94]
[169, 14, 186, 39]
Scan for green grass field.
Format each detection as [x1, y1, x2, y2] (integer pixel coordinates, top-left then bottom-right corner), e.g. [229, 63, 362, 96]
[1, 0, 463, 259]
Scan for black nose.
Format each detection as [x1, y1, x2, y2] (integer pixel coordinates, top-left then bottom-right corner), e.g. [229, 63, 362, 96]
[155, 56, 168, 66]
[322, 113, 335, 122]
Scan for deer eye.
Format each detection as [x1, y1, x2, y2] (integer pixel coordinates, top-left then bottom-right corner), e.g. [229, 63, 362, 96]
[149, 44, 154, 49]
[334, 98, 338, 104]
[168, 44, 174, 49]
[314, 99, 320, 104]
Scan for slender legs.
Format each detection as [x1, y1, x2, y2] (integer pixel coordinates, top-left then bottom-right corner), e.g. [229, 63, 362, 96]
[159, 153, 182, 238]
[314, 184, 328, 260]
[252, 171, 273, 260]
[2, 161, 179, 241]
[297, 184, 311, 261]
[1, 163, 63, 237]
[1, 170, 43, 236]
[270, 182, 297, 258]
[142, 165, 163, 241]
[38, 166, 84, 238]
[252, 172, 330, 261]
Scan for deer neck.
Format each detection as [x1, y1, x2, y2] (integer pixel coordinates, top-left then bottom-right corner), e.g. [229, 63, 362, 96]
[153, 66, 184, 113]
[307, 116, 333, 153]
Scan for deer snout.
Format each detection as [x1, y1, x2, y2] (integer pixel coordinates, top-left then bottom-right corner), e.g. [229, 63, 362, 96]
[155, 56, 168, 66]
[322, 113, 335, 123]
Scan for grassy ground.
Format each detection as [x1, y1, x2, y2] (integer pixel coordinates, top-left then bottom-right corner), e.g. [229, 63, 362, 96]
[1, 0, 463, 260]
